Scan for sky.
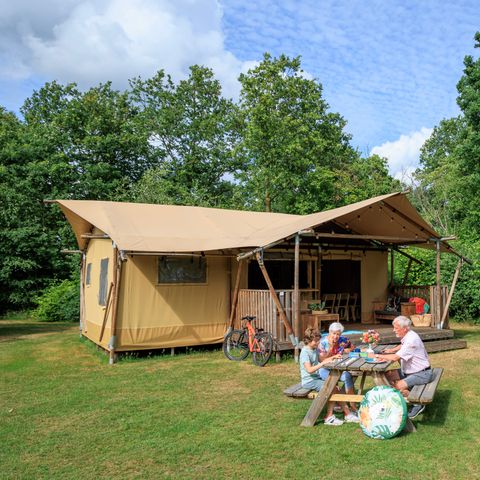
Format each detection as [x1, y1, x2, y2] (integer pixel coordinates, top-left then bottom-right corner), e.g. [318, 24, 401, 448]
[1, 0, 479, 178]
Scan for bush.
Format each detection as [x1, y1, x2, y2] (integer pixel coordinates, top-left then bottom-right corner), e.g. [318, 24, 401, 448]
[34, 279, 80, 322]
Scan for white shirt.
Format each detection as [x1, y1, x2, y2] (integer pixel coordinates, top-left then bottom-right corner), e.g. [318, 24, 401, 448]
[397, 330, 430, 374]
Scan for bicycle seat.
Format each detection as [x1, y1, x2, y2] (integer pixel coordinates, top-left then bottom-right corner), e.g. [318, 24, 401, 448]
[241, 316, 256, 321]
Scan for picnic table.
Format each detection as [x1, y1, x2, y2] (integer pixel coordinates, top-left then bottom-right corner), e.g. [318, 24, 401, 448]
[300, 348, 417, 433]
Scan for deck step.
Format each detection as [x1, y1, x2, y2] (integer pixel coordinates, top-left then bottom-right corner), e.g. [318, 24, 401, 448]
[424, 339, 467, 353]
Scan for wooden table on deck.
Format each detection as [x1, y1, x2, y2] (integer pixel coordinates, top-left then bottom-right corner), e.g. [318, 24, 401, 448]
[301, 313, 339, 333]
[300, 353, 416, 432]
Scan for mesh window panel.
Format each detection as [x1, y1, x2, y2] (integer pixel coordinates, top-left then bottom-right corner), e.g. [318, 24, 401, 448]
[98, 258, 109, 305]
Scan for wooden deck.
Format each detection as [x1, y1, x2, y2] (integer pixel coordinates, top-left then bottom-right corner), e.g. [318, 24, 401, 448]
[274, 324, 467, 354]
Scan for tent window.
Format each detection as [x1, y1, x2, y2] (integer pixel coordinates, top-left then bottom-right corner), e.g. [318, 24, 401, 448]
[98, 258, 109, 305]
[86, 263, 92, 286]
[158, 256, 207, 284]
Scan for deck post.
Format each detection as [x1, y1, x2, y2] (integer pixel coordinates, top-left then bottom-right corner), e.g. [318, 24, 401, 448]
[227, 259, 244, 331]
[435, 240, 442, 329]
[255, 252, 297, 346]
[440, 258, 463, 329]
[294, 234, 300, 362]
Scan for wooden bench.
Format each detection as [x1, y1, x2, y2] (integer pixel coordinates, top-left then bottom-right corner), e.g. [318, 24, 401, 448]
[284, 367, 444, 406]
[407, 367, 443, 404]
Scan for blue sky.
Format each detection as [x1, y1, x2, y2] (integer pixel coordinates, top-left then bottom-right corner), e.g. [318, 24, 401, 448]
[1, 0, 479, 177]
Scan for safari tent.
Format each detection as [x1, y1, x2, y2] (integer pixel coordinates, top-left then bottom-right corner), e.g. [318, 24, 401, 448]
[54, 192, 464, 362]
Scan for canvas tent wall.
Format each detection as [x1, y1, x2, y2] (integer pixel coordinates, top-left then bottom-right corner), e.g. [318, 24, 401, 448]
[55, 191, 461, 355]
[82, 237, 230, 350]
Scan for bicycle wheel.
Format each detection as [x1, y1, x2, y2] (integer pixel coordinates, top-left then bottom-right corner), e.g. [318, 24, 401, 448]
[252, 332, 273, 367]
[223, 329, 249, 361]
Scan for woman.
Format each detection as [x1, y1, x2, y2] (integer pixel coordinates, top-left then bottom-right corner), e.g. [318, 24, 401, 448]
[299, 327, 358, 425]
[318, 322, 359, 420]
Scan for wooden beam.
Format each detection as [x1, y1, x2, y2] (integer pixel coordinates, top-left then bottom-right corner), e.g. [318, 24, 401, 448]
[61, 249, 82, 254]
[79, 253, 86, 337]
[440, 259, 463, 329]
[228, 260, 244, 329]
[329, 394, 364, 403]
[99, 282, 114, 342]
[402, 258, 413, 287]
[255, 252, 295, 341]
[390, 249, 394, 288]
[314, 232, 424, 243]
[435, 241, 442, 329]
[392, 247, 423, 265]
[294, 234, 300, 362]
[109, 249, 123, 365]
[301, 370, 341, 427]
[81, 234, 110, 239]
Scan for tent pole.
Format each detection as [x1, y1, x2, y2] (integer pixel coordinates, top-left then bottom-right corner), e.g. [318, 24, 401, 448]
[227, 259, 244, 331]
[99, 282, 114, 343]
[435, 240, 442, 329]
[294, 234, 300, 362]
[79, 252, 86, 338]
[109, 248, 123, 365]
[402, 258, 413, 287]
[390, 249, 395, 288]
[440, 258, 463, 329]
[255, 252, 297, 346]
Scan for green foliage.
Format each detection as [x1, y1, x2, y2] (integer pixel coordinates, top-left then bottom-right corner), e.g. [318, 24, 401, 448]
[34, 279, 80, 322]
[234, 54, 399, 213]
[128, 66, 239, 207]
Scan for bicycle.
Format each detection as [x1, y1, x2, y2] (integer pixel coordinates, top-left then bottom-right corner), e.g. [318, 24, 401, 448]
[223, 316, 274, 367]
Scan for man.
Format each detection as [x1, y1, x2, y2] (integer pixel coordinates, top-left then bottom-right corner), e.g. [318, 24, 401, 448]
[375, 315, 434, 419]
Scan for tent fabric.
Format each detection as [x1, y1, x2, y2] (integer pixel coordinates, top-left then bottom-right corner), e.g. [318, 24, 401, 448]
[56, 192, 452, 254]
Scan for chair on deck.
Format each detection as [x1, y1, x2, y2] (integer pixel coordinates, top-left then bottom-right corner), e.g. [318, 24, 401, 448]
[335, 293, 350, 321]
[349, 293, 359, 322]
[322, 293, 336, 313]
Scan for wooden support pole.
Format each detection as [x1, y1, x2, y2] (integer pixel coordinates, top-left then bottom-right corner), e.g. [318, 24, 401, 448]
[294, 234, 300, 362]
[390, 249, 395, 288]
[99, 282, 114, 342]
[402, 258, 413, 287]
[255, 252, 296, 343]
[317, 247, 322, 297]
[435, 241, 442, 329]
[228, 259, 244, 330]
[440, 258, 463, 329]
[109, 248, 123, 365]
[79, 253, 86, 337]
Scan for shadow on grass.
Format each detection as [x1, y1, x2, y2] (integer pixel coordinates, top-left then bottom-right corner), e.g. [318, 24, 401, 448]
[0, 319, 74, 341]
[416, 390, 452, 427]
[118, 342, 223, 362]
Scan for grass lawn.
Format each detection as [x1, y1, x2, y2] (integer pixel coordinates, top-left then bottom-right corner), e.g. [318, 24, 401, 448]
[1, 316, 480, 479]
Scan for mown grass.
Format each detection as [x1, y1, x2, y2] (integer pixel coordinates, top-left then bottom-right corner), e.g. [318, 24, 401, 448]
[1, 316, 480, 479]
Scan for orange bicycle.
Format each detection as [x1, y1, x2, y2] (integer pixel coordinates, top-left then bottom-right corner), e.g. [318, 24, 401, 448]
[223, 316, 273, 367]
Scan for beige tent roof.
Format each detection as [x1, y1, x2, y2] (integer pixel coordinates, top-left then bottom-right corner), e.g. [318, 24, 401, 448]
[56, 192, 457, 255]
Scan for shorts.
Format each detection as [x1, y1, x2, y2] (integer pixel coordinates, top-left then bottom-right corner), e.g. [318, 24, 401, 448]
[302, 377, 325, 392]
[399, 368, 434, 388]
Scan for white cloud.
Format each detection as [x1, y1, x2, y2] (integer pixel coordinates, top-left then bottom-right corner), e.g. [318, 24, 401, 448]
[0, 0, 253, 98]
[371, 127, 433, 179]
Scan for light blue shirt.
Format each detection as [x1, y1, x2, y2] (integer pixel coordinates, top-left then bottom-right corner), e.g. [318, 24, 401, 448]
[299, 346, 320, 383]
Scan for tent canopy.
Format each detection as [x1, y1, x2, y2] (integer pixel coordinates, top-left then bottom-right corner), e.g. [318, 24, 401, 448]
[55, 192, 458, 256]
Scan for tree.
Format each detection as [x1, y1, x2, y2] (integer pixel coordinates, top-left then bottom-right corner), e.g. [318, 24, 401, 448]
[128, 66, 240, 207]
[0, 81, 151, 312]
[234, 54, 355, 213]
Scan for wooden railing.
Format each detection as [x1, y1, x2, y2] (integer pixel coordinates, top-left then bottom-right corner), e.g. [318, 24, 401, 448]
[394, 285, 449, 328]
[236, 289, 318, 344]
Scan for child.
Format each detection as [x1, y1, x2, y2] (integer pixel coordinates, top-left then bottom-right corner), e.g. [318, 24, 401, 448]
[299, 327, 349, 426]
